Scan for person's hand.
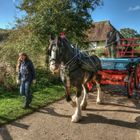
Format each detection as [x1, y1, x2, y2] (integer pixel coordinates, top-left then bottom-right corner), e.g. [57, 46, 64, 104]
[16, 79, 20, 85]
[32, 79, 36, 84]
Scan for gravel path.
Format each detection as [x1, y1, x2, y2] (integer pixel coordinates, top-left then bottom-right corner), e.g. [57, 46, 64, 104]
[0, 90, 140, 140]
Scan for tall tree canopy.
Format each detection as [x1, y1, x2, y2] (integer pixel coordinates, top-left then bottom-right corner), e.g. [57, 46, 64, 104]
[17, 0, 102, 45]
[120, 28, 140, 38]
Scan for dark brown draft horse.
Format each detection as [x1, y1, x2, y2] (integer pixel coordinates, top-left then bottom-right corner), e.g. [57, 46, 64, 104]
[48, 34, 103, 122]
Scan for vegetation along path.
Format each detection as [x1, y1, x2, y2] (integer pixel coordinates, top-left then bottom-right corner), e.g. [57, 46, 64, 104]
[0, 88, 140, 140]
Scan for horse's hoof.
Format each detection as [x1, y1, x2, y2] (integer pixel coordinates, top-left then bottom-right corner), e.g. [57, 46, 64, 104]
[96, 100, 103, 104]
[71, 114, 81, 123]
[80, 104, 87, 110]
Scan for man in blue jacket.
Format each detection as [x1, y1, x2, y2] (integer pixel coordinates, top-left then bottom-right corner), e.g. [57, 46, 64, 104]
[16, 52, 36, 109]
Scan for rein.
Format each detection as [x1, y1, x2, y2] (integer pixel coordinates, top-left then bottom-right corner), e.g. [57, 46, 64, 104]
[60, 39, 98, 73]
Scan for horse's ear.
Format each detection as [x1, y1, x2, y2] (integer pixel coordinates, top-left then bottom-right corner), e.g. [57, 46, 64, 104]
[50, 33, 56, 40]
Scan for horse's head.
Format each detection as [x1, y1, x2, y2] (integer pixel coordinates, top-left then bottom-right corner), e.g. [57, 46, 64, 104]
[48, 34, 65, 74]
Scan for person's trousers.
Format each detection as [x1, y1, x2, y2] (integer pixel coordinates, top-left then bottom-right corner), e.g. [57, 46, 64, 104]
[20, 80, 32, 107]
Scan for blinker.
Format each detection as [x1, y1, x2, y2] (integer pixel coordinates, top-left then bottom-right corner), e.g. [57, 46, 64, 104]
[60, 32, 65, 38]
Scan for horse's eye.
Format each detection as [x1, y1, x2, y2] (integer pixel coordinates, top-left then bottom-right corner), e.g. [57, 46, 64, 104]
[47, 49, 51, 56]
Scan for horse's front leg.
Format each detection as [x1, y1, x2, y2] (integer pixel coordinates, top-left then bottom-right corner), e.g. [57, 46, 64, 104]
[64, 85, 76, 107]
[71, 88, 82, 123]
[62, 71, 76, 107]
[80, 84, 88, 110]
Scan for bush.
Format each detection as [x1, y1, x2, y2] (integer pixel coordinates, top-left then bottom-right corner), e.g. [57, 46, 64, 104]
[0, 62, 17, 90]
[32, 68, 62, 91]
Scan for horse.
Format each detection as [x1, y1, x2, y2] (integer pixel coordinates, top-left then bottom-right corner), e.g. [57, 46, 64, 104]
[48, 34, 103, 122]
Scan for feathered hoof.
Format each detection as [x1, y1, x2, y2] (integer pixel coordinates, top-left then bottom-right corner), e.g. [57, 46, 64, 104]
[96, 100, 103, 105]
[71, 114, 82, 123]
[80, 102, 87, 110]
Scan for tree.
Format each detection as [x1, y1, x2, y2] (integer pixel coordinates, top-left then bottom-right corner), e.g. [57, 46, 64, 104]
[120, 28, 140, 38]
[17, 0, 102, 46]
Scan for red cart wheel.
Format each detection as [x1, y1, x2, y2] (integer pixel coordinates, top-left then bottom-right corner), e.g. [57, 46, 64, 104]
[134, 63, 140, 89]
[127, 73, 134, 98]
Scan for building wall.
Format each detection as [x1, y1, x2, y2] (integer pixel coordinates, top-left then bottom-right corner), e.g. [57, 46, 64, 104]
[89, 41, 105, 49]
[88, 41, 106, 57]
[97, 41, 105, 48]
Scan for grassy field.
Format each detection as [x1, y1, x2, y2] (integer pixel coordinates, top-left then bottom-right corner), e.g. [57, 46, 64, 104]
[0, 85, 64, 126]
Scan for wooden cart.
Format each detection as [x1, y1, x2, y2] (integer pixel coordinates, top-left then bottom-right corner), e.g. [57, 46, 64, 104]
[99, 38, 140, 97]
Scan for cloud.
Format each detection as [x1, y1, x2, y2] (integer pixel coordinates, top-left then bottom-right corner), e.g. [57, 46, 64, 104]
[128, 5, 140, 11]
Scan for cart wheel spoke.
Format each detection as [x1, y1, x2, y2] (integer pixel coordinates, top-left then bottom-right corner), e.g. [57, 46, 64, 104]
[127, 74, 134, 98]
[135, 64, 140, 89]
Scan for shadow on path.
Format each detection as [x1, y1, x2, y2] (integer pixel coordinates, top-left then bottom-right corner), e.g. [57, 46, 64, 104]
[0, 126, 13, 140]
[80, 113, 140, 130]
[38, 107, 71, 118]
[0, 116, 30, 140]
[37, 106, 140, 130]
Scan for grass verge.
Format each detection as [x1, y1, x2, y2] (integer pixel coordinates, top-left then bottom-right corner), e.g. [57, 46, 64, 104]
[0, 85, 64, 126]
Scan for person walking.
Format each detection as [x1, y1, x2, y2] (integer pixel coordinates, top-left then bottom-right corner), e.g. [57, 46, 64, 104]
[16, 52, 36, 109]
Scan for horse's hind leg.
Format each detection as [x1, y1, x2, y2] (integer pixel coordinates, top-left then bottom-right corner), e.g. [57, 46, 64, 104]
[80, 84, 88, 110]
[95, 80, 103, 104]
[71, 88, 82, 122]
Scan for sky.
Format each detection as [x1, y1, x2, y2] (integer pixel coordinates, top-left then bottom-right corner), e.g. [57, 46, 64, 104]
[0, 0, 140, 33]
[92, 0, 140, 33]
[0, 0, 23, 29]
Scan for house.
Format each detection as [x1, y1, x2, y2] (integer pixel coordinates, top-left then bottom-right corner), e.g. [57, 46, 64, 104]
[86, 21, 123, 57]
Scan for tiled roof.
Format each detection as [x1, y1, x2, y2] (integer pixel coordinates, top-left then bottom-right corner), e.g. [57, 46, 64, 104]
[86, 21, 122, 42]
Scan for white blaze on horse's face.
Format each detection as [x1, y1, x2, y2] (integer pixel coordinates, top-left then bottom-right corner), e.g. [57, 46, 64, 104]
[49, 40, 58, 73]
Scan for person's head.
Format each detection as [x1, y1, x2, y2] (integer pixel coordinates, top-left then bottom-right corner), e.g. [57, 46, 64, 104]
[16, 52, 29, 72]
[18, 52, 29, 62]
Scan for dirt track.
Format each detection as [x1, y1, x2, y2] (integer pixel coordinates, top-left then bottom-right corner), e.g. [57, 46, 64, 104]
[0, 88, 140, 140]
